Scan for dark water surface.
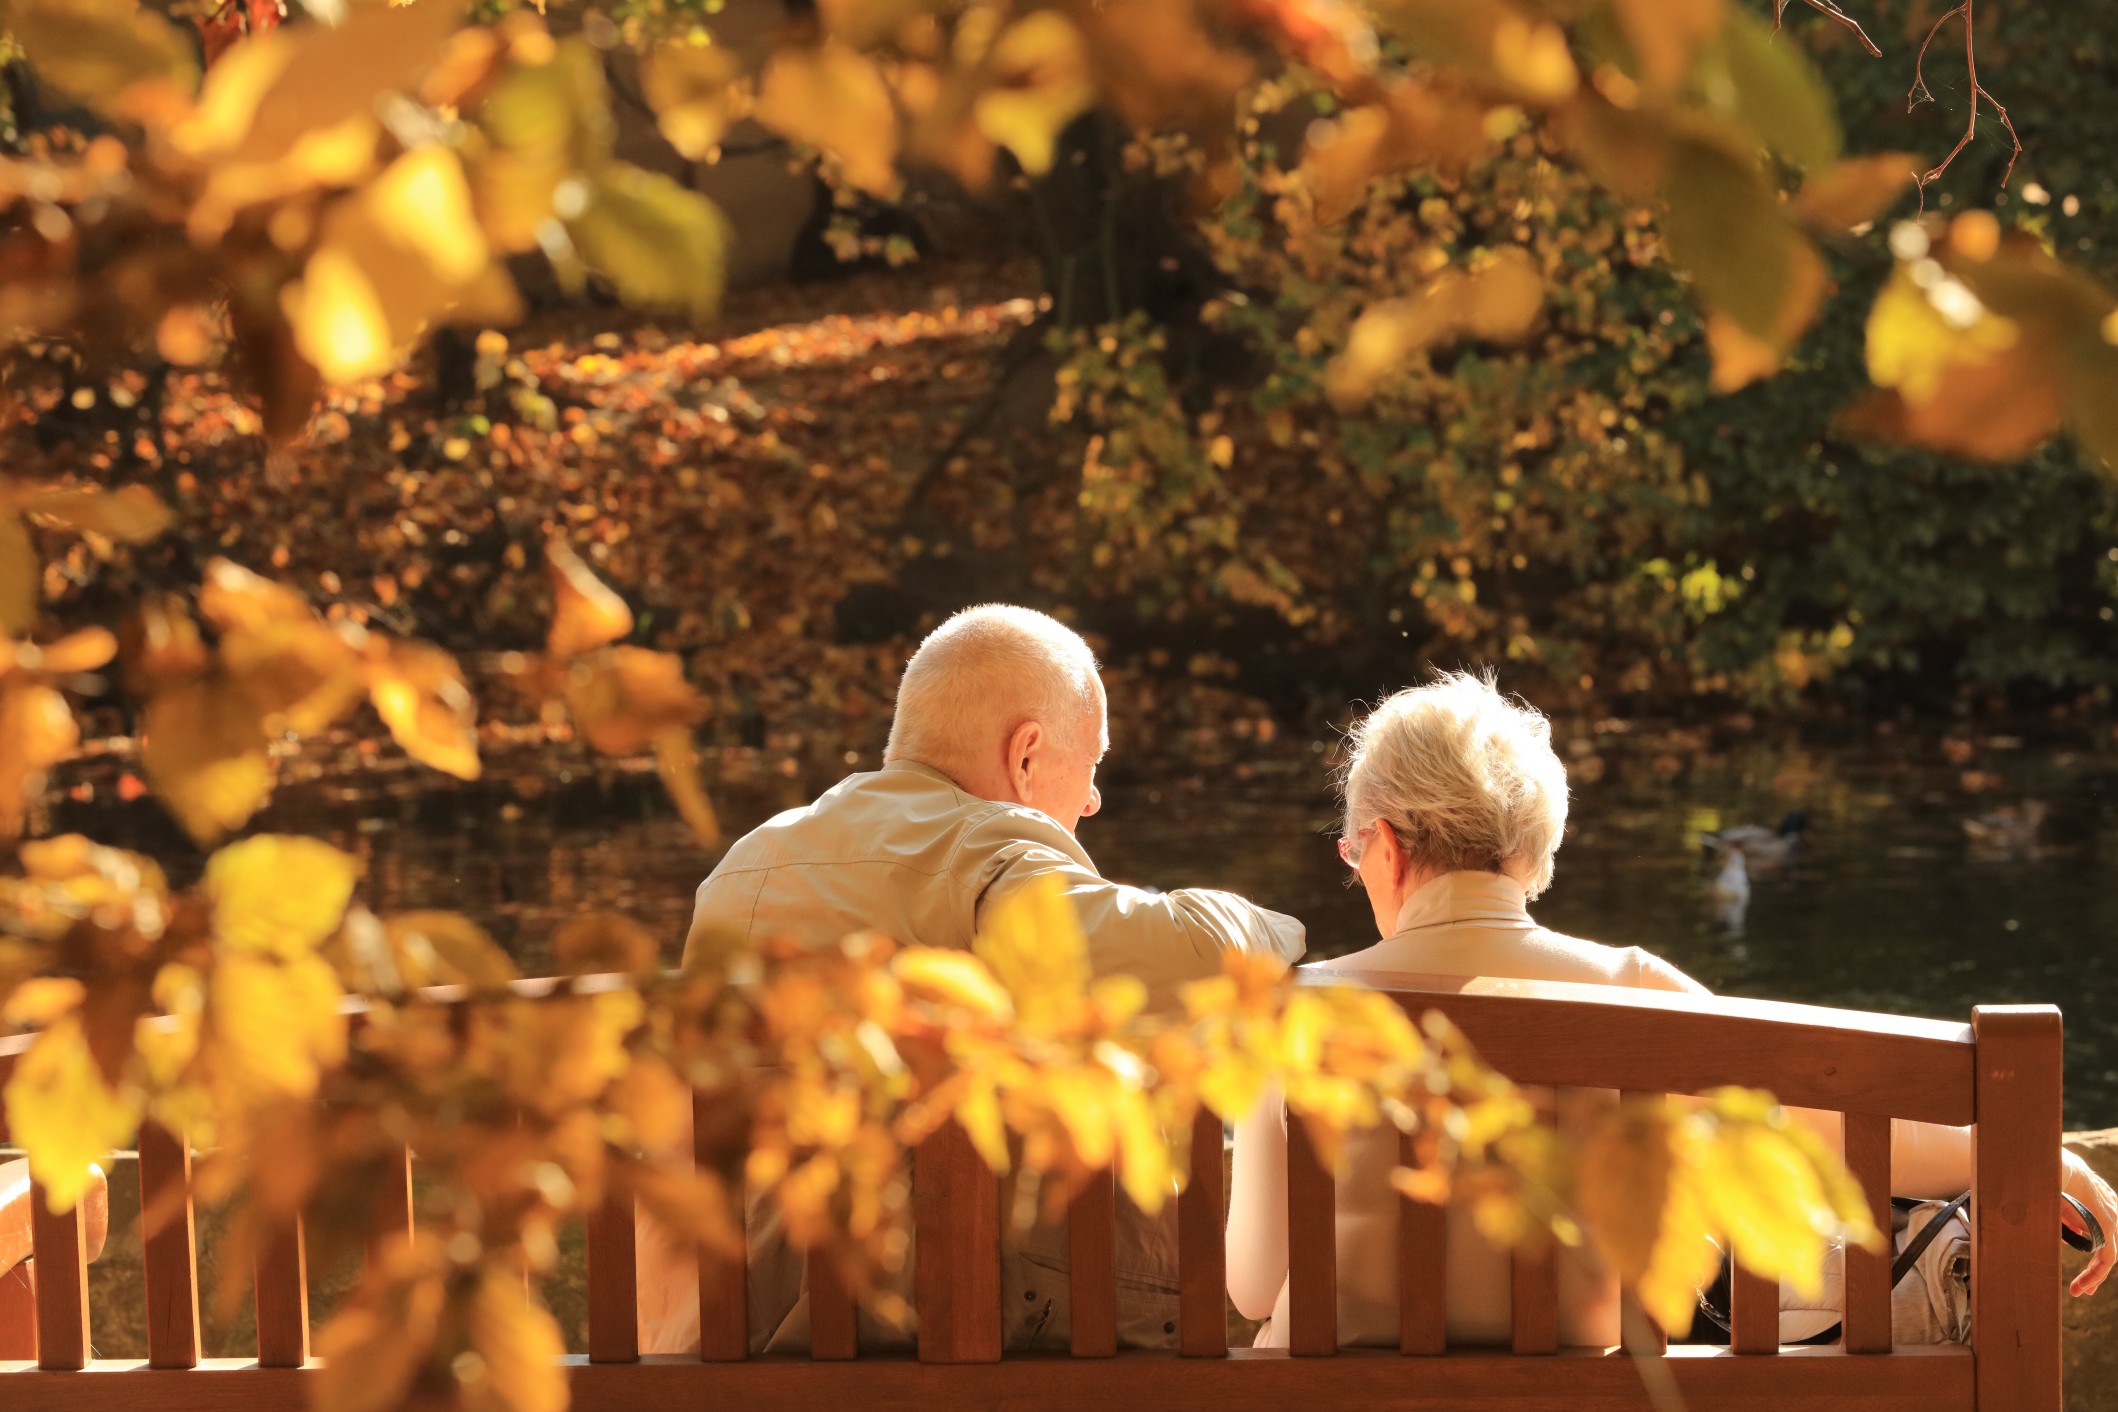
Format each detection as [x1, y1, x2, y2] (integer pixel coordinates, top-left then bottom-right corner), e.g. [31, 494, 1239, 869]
[44, 721, 2118, 1128]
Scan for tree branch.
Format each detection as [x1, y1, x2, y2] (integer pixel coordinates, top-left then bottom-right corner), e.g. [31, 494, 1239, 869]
[1773, 0, 1883, 59]
[1907, 0, 2021, 191]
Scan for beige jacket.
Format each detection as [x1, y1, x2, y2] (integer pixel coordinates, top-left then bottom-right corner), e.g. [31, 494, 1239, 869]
[643, 759, 1306, 1355]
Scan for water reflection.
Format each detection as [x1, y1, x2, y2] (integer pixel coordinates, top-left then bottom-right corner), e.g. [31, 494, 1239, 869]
[42, 725, 2118, 1127]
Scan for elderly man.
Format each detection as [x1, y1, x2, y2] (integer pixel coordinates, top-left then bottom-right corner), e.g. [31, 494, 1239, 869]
[640, 604, 1305, 1353]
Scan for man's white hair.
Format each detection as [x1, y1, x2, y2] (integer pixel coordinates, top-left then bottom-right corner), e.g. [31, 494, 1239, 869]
[1340, 670, 1569, 899]
[885, 605, 1106, 782]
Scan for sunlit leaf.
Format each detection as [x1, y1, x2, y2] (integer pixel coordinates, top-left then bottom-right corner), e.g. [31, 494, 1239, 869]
[1848, 263, 2063, 459]
[973, 13, 1096, 177]
[973, 871, 1089, 1032]
[366, 637, 481, 781]
[893, 947, 1015, 1022]
[1704, 237, 1824, 392]
[0, 680, 77, 842]
[653, 726, 721, 849]
[1634, 1158, 1720, 1334]
[756, 43, 901, 197]
[209, 951, 347, 1099]
[119, 595, 209, 696]
[609, 1053, 692, 1151]
[564, 648, 705, 756]
[545, 541, 633, 656]
[462, 1270, 566, 1412]
[1715, 7, 1839, 171]
[1661, 136, 1813, 345]
[1612, 0, 1722, 89]
[207, 834, 360, 958]
[1, 0, 198, 118]
[1299, 84, 1490, 225]
[1576, 1098, 1673, 1286]
[2, 1017, 139, 1214]
[1795, 153, 1918, 232]
[552, 912, 662, 976]
[22, 484, 173, 543]
[1326, 247, 1544, 405]
[140, 678, 273, 844]
[643, 41, 746, 161]
[312, 1261, 446, 1412]
[180, 0, 465, 163]
[570, 164, 733, 322]
[469, 35, 616, 252]
[383, 910, 519, 989]
[1375, 0, 1577, 103]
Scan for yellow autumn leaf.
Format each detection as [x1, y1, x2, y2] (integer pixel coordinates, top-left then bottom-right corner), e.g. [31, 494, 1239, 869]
[894, 947, 1017, 1022]
[312, 1263, 447, 1412]
[973, 13, 1095, 176]
[756, 42, 901, 196]
[955, 1075, 1010, 1172]
[564, 647, 707, 756]
[207, 834, 360, 958]
[609, 1054, 693, 1152]
[0, 679, 79, 842]
[366, 636, 481, 780]
[140, 677, 274, 844]
[551, 911, 662, 975]
[644, 40, 747, 160]
[1634, 1155, 1723, 1335]
[545, 541, 634, 656]
[22, 484, 173, 542]
[209, 951, 348, 1099]
[1695, 1114, 1836, 1298]
[2, 1016, 140, 1213]
[1613, 0, 1722, 89]
[654, 726, 722, 849]
[461, 1268, 567, 1412]
[973, 871, 1089, 1031]
[2, 0, 198, 120]
[3, 975, 84, 1027]
[1576, 1098, 1674, 1286]
[384, 910, 519, 988]
[1326, 248, 1544, 406]
[1112, 1086, 1174, 1214]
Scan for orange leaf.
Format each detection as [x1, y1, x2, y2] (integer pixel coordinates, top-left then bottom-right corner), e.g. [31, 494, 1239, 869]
[545, 541, 633, 656]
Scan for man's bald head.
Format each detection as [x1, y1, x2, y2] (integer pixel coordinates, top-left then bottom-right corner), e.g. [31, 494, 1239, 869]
[884, 605, 1108, 830]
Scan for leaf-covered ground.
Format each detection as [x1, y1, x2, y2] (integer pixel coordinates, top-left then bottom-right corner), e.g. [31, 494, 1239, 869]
[13, 258, 1285, 800]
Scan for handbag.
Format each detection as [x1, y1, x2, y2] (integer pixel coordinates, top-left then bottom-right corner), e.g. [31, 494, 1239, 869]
[1691, 1193, 2105, 1345]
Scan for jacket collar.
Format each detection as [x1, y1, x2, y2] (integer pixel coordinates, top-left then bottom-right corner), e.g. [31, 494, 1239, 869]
[1390, 870, 1535, 936]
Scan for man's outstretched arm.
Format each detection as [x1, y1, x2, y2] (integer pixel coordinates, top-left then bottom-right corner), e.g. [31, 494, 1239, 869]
[967, 811, 1306, 1009]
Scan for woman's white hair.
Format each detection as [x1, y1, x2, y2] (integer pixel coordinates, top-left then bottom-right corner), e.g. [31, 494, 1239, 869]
[884, 605, 1105, 783]
[1340, 670, 1569, 899]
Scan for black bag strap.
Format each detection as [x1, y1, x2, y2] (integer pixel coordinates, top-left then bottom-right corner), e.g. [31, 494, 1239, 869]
[1889, 1193, 1970, 1288]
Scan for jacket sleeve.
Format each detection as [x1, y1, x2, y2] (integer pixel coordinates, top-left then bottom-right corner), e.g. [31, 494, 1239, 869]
[964, 808, 1307, 1011]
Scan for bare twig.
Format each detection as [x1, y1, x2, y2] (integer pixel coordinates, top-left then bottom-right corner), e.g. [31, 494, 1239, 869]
[1773, 0, 1884, 58]
[1907, 0, 2022, 190]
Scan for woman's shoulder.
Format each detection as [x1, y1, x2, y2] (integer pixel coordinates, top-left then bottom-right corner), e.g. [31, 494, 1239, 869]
[1525, 923, 1712, 996]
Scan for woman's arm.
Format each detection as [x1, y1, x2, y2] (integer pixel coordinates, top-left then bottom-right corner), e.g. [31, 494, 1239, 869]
[1226, 1083, 1292, 1320]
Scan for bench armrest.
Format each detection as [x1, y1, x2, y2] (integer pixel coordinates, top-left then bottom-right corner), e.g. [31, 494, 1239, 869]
[0, 1158, 109, 1277]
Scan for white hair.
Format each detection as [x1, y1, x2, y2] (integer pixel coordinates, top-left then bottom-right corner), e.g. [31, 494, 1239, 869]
[884, 605, 1106, 783]
[1339, 670, 1569, 899]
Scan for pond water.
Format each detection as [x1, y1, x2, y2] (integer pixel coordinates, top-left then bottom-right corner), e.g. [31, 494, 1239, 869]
[42, 718, 2118, 1129]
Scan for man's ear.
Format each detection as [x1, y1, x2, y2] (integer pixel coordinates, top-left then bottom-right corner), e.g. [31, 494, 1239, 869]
[1372, 818, 1407, 886]
[1004, 719, 1043, 802]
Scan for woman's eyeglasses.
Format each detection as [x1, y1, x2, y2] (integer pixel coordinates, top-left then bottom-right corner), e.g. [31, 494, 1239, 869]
[1337, 821, 1380, 870]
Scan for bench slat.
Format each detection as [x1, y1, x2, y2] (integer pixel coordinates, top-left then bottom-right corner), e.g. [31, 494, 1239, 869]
[1303, 970, 1973, 1126]
[30, 1185, 89, 1371]
[807, 1248, 859, 1360]
[1618, 1092, 1666, 1356]
[1396, 1130, 1445, 1356]
[1177, 1110, 1225, 1357]
[1067, 1168, 1117, 1358]
[1285, 1117, 1335, 1356]
[587, 1187, 640, 1363]
[1842, 1112, 1892, 1354]
[1971, 1005, 2062, 1412]
[1508, 1090, 1557, 1356]
[364, 1146, 412, 1278]
[1729, 1263, 1779, 1355]
[913, 1122, 1000, 1364]
[693, 1091, 748, 1362]
[0, 1259, 33, 1361]
[252, 1212, 308, 1368]
[137, 1123, 201, 1370]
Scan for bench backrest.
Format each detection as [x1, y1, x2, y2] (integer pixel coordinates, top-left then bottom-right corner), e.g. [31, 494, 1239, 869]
[0, 973, 2063, 1412]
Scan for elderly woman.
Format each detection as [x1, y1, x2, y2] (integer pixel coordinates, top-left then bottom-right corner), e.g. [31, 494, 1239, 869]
[1225, 672, 2118, 1349]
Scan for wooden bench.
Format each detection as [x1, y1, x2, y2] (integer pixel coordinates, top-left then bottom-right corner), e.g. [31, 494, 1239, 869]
[0, 971, 2064, 1411]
